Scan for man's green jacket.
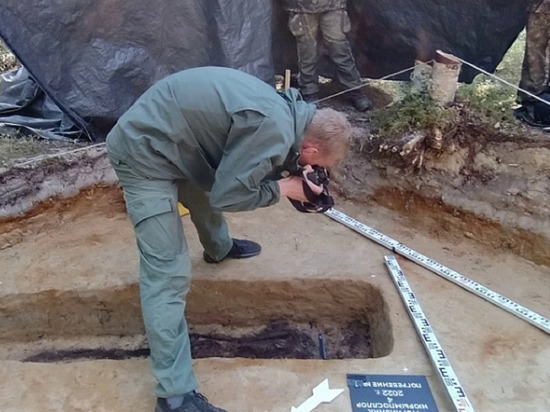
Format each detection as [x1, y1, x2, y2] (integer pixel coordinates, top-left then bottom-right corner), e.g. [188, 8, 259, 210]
[106, 67, 315, 212]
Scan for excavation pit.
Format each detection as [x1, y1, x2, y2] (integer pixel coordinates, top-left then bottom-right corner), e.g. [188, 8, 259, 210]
[0, 148, 549, 411]
[0, 278, 392, 362]
[0, 184, 394, 363]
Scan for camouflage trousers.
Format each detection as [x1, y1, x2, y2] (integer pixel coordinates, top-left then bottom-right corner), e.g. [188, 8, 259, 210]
[518, 11, 550, 103]
[287, 10, 363, 95]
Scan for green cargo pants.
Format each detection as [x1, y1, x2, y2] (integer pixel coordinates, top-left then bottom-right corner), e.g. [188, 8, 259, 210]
[288, 9, 363, 95]
[109, 156, 233, 398]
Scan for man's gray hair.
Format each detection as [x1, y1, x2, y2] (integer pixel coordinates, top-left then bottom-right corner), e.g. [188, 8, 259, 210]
[305, 108, 351, 163]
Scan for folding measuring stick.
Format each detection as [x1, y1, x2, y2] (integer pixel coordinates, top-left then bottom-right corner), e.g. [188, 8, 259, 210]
[384, 256, 475, 412]
[324, 208, 550, 335]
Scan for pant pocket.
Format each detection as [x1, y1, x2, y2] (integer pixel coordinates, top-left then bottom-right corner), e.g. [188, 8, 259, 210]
[341, 10, 351, 34]
[288, 13, 306, 36]
[127, 197, 181, 261]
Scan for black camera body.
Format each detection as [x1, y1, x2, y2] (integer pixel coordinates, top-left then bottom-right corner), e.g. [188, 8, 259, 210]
[288, 165, 334, 213]
[304, 166, 330, 187]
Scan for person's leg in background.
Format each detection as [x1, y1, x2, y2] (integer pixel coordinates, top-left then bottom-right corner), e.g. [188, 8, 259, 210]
[518, 11, 550, 104]
[320, 9, 371, 111]
[288, 12, 321, 99]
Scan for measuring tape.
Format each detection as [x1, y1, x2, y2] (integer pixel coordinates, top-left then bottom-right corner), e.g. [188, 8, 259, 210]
[325, 208, 550, 335]
[384, 256, 475, 412]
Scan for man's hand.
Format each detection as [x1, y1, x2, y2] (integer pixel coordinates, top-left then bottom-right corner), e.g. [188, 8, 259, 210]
[278, 165, 323, 202]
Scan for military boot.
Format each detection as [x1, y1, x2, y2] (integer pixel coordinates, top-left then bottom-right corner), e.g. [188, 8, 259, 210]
[155, 392, 228, 412]
[348, 90, 371, 111]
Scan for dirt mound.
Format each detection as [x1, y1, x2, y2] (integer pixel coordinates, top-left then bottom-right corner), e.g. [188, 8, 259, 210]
[330, 95, 550, 265]
[1, 76, 549, 267]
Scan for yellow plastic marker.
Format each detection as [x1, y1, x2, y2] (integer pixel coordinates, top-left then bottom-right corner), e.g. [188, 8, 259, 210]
[178, 202, 190, 216]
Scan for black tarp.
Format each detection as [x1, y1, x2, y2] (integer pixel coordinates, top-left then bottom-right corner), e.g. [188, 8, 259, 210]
[0, 0, 531, 141]
[0, 67, 82, 140]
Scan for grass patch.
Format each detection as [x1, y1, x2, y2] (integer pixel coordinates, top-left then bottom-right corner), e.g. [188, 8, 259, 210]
[456, 81, 519, 125]
[370, 92, 456, 137]
[454, 29, 525, 126]
[493, 30, 525, 84]
[369, 31, 526, 138]
[0, 39, 17, 74]
[0, 134, 41, 168]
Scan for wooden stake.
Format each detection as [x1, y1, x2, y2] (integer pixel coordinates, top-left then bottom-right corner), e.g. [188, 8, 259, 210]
[284, 69, 291, 90]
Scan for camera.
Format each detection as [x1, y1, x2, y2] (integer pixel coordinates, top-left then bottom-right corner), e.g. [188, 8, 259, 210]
[289, 165, 334, 213]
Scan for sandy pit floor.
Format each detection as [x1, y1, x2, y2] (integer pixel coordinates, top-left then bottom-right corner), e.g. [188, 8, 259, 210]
[0, 84, 549, 410]
[0, 180, 549, 411]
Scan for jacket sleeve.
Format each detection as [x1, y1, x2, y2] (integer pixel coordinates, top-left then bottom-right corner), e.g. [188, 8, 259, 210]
[208, 109, 293, 212]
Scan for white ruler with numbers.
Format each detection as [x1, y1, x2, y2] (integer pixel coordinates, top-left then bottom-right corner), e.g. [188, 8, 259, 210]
[384, 255, 475, 412]
[324, 208, 550, 335]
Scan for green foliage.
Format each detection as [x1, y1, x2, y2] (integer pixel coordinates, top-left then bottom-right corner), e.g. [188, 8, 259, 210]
[370, 91, 456, 138]
[456, 80, 519, 125]
[452, 29, 524, 126]
[370, 31, 526, 137]
[0, 134, 41, 168]
[0, 39, 17, 74]
[492, 30, 525, 85]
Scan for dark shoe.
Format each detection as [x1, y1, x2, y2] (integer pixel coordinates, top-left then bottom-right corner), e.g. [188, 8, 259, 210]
[301, 92, 319, 103]
[203, 238, 261, 263]
[348, 90, 371, 111]
[155, 392, 227, 412]
[513, 104, 548, 127]
[289, 73, 300, 88]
